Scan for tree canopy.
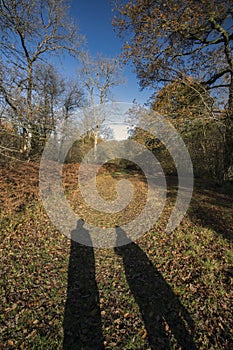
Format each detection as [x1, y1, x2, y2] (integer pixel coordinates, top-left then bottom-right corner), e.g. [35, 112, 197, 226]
[113, 0, 232, 95]
[113, 0, 233, 180]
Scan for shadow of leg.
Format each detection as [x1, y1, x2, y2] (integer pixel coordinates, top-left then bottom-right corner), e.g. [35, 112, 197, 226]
[115, 226, 197, 350]
[63, 220, 104, 349]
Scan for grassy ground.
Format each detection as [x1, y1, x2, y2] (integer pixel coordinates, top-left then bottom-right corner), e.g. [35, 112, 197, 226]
[1, 162, 233, 349]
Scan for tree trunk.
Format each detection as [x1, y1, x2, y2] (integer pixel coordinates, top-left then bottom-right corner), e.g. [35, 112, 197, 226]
[23, 62, 33, 160]
[94, 125, 99, 160]
[224, 75, 233, 181]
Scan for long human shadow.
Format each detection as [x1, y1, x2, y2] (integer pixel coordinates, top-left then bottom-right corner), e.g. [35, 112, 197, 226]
[114, 226, 197, 350]
[63, 220, 104, 350]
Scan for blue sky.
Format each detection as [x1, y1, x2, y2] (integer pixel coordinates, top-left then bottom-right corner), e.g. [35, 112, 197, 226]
[64, 0, 152, 104]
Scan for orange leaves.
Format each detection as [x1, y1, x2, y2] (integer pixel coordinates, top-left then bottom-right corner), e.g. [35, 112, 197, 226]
[124, 43, 131, 50]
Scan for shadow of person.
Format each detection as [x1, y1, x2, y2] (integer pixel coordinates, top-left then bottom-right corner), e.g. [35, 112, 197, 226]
[63, 219, 104, 350]
[114, 226, 197, 350]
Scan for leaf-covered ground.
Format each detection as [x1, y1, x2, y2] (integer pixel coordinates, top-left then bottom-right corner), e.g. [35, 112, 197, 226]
[1, 162, 233, 349]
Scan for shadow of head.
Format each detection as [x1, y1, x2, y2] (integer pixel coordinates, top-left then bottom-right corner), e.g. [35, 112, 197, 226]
[114, 225, 132, 251]
[71, 219, 92, 246]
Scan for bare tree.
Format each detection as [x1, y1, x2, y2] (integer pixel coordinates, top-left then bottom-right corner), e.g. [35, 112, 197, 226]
[0, 0, 83, 159]
[63, 80, 85, 121]
[78, 51, 123, 157]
